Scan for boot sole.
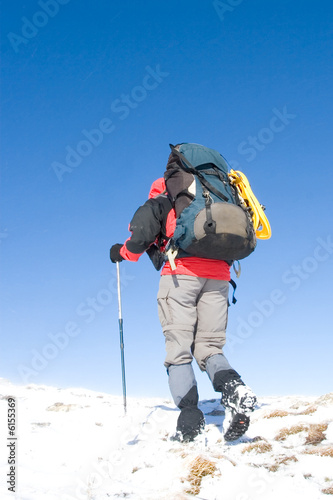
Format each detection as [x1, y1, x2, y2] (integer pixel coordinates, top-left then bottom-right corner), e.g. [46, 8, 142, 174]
[224, 412, 250, 441]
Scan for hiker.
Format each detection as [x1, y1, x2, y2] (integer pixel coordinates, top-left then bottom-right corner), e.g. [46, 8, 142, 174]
[110, 144, 258, 442]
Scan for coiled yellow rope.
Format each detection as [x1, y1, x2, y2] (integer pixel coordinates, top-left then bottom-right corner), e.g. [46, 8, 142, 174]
[229, 169, 271, 240]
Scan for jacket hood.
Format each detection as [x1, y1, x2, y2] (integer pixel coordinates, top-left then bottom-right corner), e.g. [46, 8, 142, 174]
[148, 178, 166, 199]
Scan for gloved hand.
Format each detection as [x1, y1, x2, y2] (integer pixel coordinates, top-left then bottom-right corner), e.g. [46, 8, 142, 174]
[110, 244, 124, 263]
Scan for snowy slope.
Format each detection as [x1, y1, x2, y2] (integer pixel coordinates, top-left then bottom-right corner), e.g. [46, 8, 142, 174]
[0, 378, 332, 500]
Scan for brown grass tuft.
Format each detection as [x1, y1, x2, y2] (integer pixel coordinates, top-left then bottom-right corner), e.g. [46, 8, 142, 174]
[255, 453, 298, 473]
[184, 455, 217, 496]
[268, 464, 280, 472]
[242, 442, 273, 454]
[305, 423, 328, 445]
[277, 455, 298, 465]
[290, 400, 311, 410]
[46, 402, 79, 412]
[297, 405, 318, 415]
[315, 393, 333, 406]
[263, 410, 290, 419]
[303, 446, 333, 458]
[274, 423, 308, 441]
[322, 486, 333, 495]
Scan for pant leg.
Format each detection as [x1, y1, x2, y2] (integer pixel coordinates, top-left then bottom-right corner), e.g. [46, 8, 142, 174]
[206, 353, 233, 380]
[168, 363, 198, 408]
[157, 274, 205, 367]
[206, 353, 242, 392]
[192, 279, 229, 370]
[193, 280, 243, 391]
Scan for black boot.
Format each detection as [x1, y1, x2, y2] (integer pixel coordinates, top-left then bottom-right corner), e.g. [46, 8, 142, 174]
[176, 406, 205, 442]
[168, 364, 205, 442]
[213, 369, 257, 441]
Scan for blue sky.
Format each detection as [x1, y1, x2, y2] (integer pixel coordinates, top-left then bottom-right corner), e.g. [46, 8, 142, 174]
[1, 0, 332, 400]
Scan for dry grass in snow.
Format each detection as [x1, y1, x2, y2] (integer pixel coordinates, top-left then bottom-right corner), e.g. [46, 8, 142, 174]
[303, 446, 333, 458]
[184, 455, 217, 495]
[322, 485, 333, 495]
[264, 409, 290, 419]
[274, 423, 309, 441]
[305, 423, 328, 444]
[242, 440, 273, 454]
[1, 380, 332, 500]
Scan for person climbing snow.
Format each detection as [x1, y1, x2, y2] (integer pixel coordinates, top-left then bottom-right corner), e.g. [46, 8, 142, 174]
[110, 143, 264, 442]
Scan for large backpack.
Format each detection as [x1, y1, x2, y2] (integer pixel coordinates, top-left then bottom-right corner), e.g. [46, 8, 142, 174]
[164, 143, 257, 262]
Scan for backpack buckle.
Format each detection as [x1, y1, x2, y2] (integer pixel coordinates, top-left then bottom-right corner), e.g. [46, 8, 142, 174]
[164, 239, 178, 271]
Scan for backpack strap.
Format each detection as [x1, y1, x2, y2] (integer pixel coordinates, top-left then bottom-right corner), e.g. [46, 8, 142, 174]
[169, 144, 229, 202]
[202, 188, 216, 234]
[228, 278, 237, 306]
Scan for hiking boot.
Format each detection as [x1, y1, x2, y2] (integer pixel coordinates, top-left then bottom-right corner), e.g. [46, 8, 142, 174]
[175, 406, 205, 442]
[221, 381, 257, 441]
[222, 381, 257, 415]
[223, 408, 250, 441]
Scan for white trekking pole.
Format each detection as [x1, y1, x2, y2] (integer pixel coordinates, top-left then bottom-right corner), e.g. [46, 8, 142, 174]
[116, 261, 127, 415]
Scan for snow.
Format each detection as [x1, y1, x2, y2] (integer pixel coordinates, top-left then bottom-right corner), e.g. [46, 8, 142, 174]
[1, 378, 332, 499]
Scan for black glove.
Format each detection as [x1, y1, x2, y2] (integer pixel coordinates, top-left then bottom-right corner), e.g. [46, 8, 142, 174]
[110, 244, 124, 263]
[146, 244, 166, 271]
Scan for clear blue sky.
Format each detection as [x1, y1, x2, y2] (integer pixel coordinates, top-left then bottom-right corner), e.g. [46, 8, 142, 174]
[1, 0, 332, 400]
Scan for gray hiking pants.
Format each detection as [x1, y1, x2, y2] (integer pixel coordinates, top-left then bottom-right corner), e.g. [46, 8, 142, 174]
[157, 274, 229, 371]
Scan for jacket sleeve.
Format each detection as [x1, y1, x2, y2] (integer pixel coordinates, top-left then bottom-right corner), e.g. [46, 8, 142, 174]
[120, 195, 172, 261]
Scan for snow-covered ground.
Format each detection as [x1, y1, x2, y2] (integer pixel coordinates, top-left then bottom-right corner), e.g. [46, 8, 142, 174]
[0, 378, 332, 500]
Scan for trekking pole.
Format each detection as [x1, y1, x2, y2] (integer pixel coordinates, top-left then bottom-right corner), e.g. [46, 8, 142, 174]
[116, 261, 127, 415]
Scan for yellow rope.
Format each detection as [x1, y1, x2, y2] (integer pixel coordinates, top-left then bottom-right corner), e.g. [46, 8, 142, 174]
[229, 169, 271, 240]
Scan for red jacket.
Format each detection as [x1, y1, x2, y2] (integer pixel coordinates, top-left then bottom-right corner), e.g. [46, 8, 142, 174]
[120, 178, 230, 281]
